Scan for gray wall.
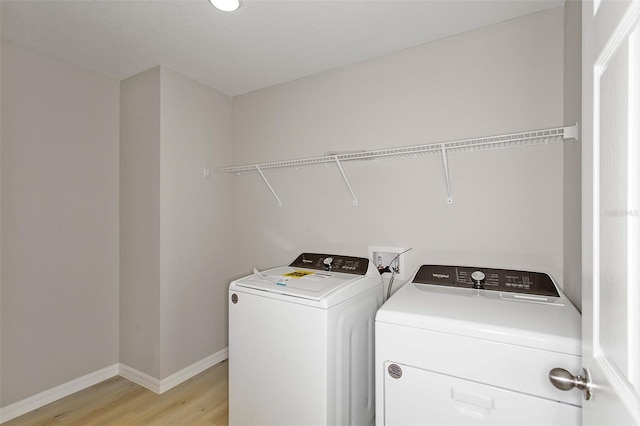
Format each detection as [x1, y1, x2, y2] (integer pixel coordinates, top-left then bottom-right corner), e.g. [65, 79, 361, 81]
[563, 0, 582, 311]
[231, 7, 567, 292]
[1, 6, 4, 406]
[1, 5, 4, 407]
[1, 47, 233, 408]
[159, 68, 232, 378]
[120, 67, 233, 380]
[1, 40, 120, 406]
[120, 66, 162, 378]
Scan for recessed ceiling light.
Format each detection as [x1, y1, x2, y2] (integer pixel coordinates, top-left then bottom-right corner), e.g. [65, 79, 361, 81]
[209, 0, 240, 12]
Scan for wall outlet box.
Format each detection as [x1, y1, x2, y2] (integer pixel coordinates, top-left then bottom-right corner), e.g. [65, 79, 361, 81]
[368, 246, 407, 281]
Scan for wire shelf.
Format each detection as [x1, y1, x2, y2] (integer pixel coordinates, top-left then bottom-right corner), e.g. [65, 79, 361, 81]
[209, 124, 578, 205]
[213, 125, 574, 174]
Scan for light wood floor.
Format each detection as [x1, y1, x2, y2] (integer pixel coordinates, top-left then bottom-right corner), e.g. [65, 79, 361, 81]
[4, 360, 228, 426]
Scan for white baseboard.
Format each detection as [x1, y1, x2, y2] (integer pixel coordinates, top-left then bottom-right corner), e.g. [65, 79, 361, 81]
[117, 363, 162, 393]
[118, 347, 229, 394]
[0, 364, 119, 424]
[0, 348, 229, 424]
[159, 347, 229, 393]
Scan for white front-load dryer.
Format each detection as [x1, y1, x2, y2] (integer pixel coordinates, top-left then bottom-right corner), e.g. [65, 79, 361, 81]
[375, 264, 582, 426]
[229, 253, 383, 426]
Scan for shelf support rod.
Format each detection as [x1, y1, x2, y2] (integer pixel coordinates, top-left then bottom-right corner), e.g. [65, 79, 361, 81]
[440, 145, 453, 204]
[334, 157, 358, 206]
[255, 165, 282, 207]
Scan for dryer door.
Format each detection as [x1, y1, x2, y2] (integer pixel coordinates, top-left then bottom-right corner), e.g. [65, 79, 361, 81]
[383, 362, 580, 426]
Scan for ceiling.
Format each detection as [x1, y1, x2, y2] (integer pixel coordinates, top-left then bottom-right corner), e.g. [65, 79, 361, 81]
[1, 0, 564, 97]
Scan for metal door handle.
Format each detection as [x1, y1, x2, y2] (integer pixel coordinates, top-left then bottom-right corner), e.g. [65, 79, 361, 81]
[549, 367, 592, 400]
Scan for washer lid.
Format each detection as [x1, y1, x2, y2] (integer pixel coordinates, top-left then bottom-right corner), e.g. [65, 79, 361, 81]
[376, 282, 581, 356]
[232, 265, 364, 301]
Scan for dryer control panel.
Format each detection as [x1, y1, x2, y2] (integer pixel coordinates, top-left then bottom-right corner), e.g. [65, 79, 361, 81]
[290, 253, 369, 276]
[412, 265, 560, 297]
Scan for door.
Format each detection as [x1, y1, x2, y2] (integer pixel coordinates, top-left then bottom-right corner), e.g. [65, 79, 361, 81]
[582, 0, 640, 424]
[384, 362, 580, 425]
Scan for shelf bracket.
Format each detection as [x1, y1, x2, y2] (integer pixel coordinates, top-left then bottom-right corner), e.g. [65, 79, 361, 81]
[440, 145, 453, 204]
[563, 122, 579, 140]
[255, 165, 282, 207]
[334, 157, 358, 206]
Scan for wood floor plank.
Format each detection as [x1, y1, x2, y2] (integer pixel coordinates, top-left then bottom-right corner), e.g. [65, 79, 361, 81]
[4, 360, 228, 425]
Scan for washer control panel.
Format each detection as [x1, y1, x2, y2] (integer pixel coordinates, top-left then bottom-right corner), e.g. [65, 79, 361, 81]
[289, 253, 369, 276]
[412, 265, 560, 297]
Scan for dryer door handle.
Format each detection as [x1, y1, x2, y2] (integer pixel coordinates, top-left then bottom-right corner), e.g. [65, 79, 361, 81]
[451, 388, 494, 409]
[549, 367, 592, 400]
[451, 389, 494, 419]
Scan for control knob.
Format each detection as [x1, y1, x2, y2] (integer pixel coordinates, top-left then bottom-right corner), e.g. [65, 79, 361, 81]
[323, 257, 333, 272]
[471, 270, 486, 289]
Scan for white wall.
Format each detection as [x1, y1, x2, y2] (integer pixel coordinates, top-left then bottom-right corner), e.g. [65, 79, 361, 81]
[120, 66, 233, 380]
[231, 8, 566, 289]
[0, 40, 120, 406]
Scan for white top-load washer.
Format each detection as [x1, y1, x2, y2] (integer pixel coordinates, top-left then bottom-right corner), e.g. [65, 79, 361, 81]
[375, 264, 582, 426]
[229, 253, 383, 426]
